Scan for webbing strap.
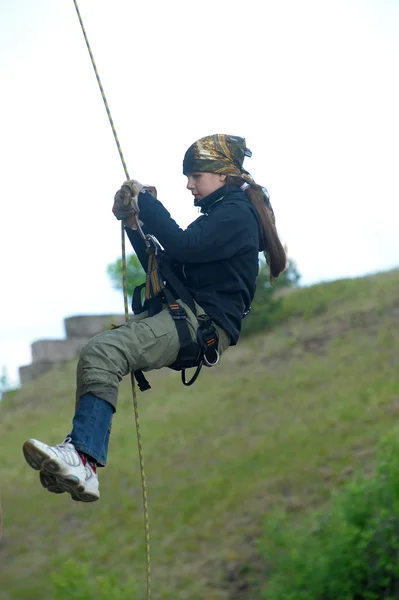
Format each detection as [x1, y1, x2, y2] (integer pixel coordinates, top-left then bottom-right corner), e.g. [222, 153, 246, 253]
[163, 288, 199, 367]
[134, 370, 152, 392]
[145, 251, 165, 301]
[158, 258, 196, 314]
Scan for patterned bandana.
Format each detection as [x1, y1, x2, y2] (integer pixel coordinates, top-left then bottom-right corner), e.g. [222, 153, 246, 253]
[182, 134, 255, 184]
[183, 133, 274, 220]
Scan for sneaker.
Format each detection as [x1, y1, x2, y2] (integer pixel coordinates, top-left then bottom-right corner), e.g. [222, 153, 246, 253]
[22, 437, 100, 502]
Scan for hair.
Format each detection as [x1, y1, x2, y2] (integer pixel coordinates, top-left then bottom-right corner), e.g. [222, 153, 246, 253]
[226, 176, 287, 280]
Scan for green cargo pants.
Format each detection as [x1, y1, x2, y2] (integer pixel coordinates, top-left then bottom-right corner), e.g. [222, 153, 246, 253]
[75, 300, 231, 411]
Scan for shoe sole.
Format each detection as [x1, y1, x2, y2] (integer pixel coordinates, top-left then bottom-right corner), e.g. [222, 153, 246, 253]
[40, 472, 65, 494]
[23, 440, 99, 503]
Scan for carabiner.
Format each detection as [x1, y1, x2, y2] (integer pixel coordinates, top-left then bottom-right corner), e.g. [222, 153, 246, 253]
[145, 234, 162, 254]
[203, 350, 220, 368]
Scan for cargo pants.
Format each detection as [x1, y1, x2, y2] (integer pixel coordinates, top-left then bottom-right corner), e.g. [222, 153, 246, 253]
[75, 300, 231, 412]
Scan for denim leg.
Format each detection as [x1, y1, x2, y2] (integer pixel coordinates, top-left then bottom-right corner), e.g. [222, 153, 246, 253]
[68, 393, 114, 467]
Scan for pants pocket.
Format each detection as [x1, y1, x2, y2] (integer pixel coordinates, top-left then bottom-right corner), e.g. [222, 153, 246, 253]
[136, 309, 181, 370]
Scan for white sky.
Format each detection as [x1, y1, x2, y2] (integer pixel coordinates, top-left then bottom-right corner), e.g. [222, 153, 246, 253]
[0, 0, 398, 387]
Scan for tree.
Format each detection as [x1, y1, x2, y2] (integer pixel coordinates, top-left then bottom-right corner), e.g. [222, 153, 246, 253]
[272, 256, 301, 291]
[107, 253, 146, 300]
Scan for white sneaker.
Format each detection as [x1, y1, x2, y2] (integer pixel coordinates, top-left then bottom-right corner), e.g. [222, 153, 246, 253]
[23, 437, 100, 502]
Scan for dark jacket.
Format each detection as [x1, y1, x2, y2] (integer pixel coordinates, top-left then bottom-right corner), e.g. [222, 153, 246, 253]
[125, 185, 260, 345]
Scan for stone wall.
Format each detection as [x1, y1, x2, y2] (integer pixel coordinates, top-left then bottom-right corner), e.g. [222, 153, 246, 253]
[19, 314, 126, 385]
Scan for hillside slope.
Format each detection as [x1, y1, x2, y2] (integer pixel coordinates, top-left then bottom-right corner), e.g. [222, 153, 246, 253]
[0, 269, 398, 600]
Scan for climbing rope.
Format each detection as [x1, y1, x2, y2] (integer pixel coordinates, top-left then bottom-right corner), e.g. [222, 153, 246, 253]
[72, 2, 151, 598]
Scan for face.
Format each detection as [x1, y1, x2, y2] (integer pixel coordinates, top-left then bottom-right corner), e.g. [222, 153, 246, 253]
[186, 172, 226, 202]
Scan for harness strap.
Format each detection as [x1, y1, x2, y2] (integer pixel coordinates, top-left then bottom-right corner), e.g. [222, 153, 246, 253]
[145, 251, 164, 301]
[132, 282, 146, 314]
[134, 369, 152, 392]
[157, 258, 196, 314]
[196, 314, 219, 367]
[131, 284, 200, 392]
[163, 287, 199, 369]
[132, 249, 220, 390]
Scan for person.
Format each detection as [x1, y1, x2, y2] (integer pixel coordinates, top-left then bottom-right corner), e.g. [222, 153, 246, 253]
[22, 134, 286, 502]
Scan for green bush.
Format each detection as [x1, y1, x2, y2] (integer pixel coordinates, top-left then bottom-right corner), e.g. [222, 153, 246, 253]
[51, 559, 136, 600]
[261, 429, 399, 600]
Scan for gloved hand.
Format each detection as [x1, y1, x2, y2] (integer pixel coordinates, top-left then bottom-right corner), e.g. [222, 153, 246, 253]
[112, 180, 157, 230]
[112, 179, 142, 221]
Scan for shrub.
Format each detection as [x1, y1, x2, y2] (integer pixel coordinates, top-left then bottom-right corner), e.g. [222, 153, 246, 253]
[51, 559, 136, 600]
[260, 429, 399, 600]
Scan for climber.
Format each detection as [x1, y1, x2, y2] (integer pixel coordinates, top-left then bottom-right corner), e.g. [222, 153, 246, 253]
[22, 134, 286, 502]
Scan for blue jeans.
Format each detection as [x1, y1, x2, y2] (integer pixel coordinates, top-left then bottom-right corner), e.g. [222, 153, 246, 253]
[69, 393, 114, 467]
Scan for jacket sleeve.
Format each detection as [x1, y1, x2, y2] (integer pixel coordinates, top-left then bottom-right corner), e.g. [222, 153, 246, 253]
[138, 191, 257, 264]
[124, 226, 149, 273]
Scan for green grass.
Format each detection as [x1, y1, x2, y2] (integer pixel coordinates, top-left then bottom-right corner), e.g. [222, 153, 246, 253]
[0, 268, 398, 599]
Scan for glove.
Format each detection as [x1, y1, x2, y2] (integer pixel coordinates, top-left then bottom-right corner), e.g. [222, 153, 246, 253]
[112, 180, 157, 230]
[112, 179, 142, 220]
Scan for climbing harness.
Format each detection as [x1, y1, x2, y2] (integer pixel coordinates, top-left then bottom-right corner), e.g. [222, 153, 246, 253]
[120, 215, 220, 388]
[72, 2, 151, 597]
[130, 230, 220, 391]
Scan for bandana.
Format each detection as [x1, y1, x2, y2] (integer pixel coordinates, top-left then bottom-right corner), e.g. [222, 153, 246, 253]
[182, 134, 254, 184]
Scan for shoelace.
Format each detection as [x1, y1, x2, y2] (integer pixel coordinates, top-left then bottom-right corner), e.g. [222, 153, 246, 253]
[52, 439, 80, 464]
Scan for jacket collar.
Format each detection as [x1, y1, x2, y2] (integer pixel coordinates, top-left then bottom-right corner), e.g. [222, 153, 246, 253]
[194, 185, 227, 214]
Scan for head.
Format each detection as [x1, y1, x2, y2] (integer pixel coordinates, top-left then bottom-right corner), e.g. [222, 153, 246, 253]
[186, 172, 226, 202]
[183, 133, 252, 206]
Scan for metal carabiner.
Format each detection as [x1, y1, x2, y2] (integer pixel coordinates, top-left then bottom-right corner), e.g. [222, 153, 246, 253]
[145, 234, 162, 254]
[203, 350, 220, 368]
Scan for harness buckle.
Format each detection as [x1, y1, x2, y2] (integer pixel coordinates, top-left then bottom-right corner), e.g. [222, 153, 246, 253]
[168, 303, 187, 320]
[196, 315, 220, 367]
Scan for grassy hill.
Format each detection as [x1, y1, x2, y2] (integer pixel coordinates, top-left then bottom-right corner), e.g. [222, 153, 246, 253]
[1, 268, 398, 600]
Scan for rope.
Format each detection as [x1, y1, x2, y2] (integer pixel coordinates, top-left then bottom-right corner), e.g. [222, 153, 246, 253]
[72, 2, 151, 598]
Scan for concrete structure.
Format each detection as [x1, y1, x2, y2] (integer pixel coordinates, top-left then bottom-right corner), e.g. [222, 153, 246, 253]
[31, 338, 89, 364]
[19, 314, 126, 385]
[19, 361, 57, 385]
[65, 315, 125, 339]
